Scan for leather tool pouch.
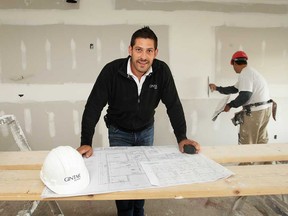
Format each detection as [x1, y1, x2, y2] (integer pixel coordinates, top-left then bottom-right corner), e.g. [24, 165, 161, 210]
[231, 111, 245, 126]
[272, 100, 277, 121]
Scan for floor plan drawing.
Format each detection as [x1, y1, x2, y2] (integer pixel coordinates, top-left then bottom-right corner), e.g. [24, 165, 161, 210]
[41, 146, 233, 198]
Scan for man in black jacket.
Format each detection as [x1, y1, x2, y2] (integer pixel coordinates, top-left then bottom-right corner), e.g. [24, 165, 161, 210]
[78, 26, 200, 216]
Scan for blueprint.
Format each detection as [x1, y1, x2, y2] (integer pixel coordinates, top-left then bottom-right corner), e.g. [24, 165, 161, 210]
[41, 146, 233, 198]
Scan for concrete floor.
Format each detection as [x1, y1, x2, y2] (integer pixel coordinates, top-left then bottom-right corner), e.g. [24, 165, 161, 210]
[1, 196, 280, 216]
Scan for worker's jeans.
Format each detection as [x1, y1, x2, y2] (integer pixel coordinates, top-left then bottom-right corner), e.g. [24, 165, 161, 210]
[108, 124, 154, 216]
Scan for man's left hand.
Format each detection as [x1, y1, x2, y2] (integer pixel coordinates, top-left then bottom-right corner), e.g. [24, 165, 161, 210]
[178, 139, 200, 153]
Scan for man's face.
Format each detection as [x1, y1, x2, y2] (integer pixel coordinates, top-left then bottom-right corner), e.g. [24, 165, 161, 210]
[232, 62, 242, 73]
[128, 38, 158, 76]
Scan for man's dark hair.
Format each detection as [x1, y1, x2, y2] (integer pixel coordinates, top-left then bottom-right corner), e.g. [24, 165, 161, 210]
[130, 26, 158, 49]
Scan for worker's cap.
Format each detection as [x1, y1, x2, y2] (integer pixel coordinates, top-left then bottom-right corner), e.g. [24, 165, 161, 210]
[40, 146, 90, 194]
[230, 51, 248, 65]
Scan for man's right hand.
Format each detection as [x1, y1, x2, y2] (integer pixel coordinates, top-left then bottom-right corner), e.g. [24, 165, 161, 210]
[209, 83, 217, 92]
[77, 145, 93, 158]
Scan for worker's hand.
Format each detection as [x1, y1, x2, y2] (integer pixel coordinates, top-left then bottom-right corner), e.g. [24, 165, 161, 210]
[77, 145, 93, 158]
[223, 104, 231, 112]
[209, 83, 217, 92]
[178, 139, 200, 154]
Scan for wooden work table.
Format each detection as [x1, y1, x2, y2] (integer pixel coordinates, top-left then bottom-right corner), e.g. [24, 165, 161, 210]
[0, 143, 287, 201]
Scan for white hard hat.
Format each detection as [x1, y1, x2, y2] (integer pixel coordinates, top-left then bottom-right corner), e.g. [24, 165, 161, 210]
[40, 146, 90, 194]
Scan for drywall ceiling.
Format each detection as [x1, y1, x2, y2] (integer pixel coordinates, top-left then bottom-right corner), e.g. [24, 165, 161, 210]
[0, 1, 287, 13]
[115, 0, 288, 14]
[0, 0, 79, 10]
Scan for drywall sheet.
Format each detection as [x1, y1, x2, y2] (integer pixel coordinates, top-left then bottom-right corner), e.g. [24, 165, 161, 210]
[115, 0, 288, 14]
[215, 26, 288, 84]
[0, 24, 169, 84]
[0, 101, 86, 151]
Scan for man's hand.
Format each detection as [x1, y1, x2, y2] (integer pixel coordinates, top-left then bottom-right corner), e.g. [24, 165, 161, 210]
[178, 139, 200, 154]
[223, 104, 231, 112]
[77, 145, 93, 158]
[209, 83, 217, 92]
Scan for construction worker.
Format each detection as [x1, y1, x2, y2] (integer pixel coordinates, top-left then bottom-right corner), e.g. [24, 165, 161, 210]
[209, 51, 275, 146]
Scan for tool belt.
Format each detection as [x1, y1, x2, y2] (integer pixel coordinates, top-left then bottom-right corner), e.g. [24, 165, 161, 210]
[231, 110, 245, 126]
[231, 99, 277, 126]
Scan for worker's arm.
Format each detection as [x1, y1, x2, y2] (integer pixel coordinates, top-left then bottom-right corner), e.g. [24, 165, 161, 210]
[227, 91, 252, 108]
[224, 91, 252, 112]
[209, 83, 239, 95]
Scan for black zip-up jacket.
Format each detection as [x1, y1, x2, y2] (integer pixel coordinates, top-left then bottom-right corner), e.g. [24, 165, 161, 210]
[81, 56, 187, 146]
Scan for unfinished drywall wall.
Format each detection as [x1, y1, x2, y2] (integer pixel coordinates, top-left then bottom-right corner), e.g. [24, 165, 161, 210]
[0, 0, 288, 151]
[0, 24, 169, 84]
[215, 26, 288, 85]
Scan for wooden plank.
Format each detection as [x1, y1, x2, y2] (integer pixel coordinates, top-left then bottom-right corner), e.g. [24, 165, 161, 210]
[201, 143, 288, 164]
[0, 164, 287, 201]
[0, 144, 287, 170]
[0, 151, 47, 170]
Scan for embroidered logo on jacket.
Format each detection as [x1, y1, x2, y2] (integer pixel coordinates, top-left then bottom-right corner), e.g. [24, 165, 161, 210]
[149, 84, 158, 90]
